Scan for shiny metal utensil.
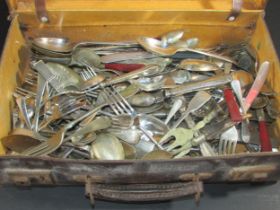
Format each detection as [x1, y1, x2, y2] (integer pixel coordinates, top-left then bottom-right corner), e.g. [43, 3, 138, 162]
[71, 48, 102, 68]
[165, 74, 233, 97]
[1, 129, 44, 153]
[179, 59, 220, 72]
[101, 51, 156, 63]
[21, 128, 65, 156]
[230, 80, 250, 143]
[134, 75, 166, 91]
[33, 37, 137, 53]
[172, 91, 212, 128]
[164, 97, 185, 124]
[39, 96, 86, 130]
[32, 61, 80, 92]
[121, 141, 137, 159]
[70, 116, 112, 145]
[128, 91, 164, 107]
[231, 80, 245, 112]
[14, 96, 33, 129]
[218, 126, 239, 155]
[33, 74, 47, 131]
[160, 30, 184, 48]
[142, 150, 173, 160]
[160, 127, 194, 153]
[110, 114, 135, 129]
[32, 37, 73, 53]
[200, 141, 216, 156]
[108, 128, 142, 144]
[90, 133, 125, 160]
[104, 64, 163, 86]
[134, 103, 164, 114]
[137, 114, 169, 137]
[101, 86, 136, 116]
[171, 108, 219, 158]
[137, 36, 237, 64]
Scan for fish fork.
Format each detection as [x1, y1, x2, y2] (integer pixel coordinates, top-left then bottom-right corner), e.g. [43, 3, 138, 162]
[161, 108, 219, 156]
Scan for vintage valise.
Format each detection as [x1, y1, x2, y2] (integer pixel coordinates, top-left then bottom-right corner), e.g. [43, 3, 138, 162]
[0, 0, 280, 206]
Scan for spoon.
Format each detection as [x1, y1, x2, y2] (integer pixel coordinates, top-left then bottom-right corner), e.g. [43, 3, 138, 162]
[137, 114, 169, 136]
[32, 61, 82, 92]
[71, 48, 102, 68]
[108, 128, 142, 145]
[164, 97, 185, 124]
[90, 133, 125, 160]
[137, 36, 237, 64]
[70, 116, 112, 144]
[142, 150, 173, 160]
[134, 75, 166, 92]
[160, 30, 184, 48]
[32, 37, 137, 53]
[121, 141, 137, 159]
[128, 91, 164, 107]
[1, 129, 45, 153]
[173, 91, 212, 128]
[178, 59, 221, 72]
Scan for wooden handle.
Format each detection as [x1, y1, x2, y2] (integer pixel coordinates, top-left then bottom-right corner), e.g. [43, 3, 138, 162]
[105, 63, 145, 72]
[224, 88, 242, 122]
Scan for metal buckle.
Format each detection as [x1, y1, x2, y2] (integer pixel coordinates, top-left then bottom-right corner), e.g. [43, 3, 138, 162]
[34, 0, 49, 23]
[227, 0, 243, 21]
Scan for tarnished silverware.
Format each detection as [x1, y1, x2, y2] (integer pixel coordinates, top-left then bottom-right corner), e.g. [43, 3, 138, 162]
[90, 133, 125, 160]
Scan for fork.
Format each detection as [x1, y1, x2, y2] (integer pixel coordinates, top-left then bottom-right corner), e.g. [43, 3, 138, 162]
[111, 114, 135, 129]
[101, 86, 136, 116]
[80, 66, 97, 81]
[218, 126, 239, 155]
[39, 96, 86, 130]
[21, 128, 65, 156]
[15, 87, 36, 98]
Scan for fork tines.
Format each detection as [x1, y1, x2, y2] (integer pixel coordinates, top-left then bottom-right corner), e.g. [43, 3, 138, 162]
[102, 86, 136, 116]
[80, 66, 97, 81]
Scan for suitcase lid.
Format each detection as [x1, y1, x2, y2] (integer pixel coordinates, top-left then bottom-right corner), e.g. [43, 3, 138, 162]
[6, 0, 268, 24]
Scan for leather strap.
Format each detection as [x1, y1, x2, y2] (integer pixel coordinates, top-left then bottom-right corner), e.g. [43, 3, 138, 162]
[227, 0, 243, 21]
[34, 0, 49, 23]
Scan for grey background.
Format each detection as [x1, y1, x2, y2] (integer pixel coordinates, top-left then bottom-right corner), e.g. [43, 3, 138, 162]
[0, 1, 280, 210]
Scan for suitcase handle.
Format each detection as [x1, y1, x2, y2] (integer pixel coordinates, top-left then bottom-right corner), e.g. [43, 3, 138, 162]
[85, 177, 203, 206]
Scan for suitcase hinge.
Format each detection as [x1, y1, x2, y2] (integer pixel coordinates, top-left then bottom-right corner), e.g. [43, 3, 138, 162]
[227, 0, 243, 21]
[34, 0, 49, 23]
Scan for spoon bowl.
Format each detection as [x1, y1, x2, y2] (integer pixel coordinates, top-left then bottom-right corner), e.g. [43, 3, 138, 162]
[33, 37, 72, 53]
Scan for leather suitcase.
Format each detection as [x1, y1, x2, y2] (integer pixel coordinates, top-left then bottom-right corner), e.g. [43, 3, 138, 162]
[0, 0, 279, 206]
